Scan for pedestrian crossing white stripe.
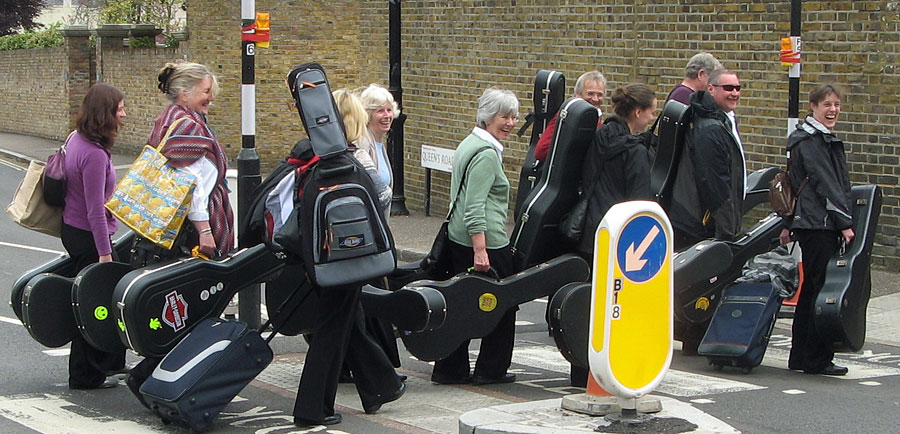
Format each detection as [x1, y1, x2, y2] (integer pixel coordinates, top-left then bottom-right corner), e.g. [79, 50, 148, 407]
[0, 241, 64, 255]
[0, 394, 166, 433]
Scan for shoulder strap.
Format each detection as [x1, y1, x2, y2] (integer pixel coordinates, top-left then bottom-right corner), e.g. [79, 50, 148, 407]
[62, 130, 77, 152]
[785, 145, 810, 196]
[154, 117, 191, 151]
[446, 146, 493, 220]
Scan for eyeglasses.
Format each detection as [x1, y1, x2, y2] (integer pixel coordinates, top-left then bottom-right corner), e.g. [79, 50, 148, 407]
[712, 84, 742, 92]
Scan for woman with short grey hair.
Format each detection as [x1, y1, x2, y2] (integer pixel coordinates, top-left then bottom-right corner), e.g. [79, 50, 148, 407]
[359, 84, 398, 215]
[430, 87, 520, 386]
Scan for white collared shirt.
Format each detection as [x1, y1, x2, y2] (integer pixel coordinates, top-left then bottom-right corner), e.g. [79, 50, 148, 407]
[471, 126, 504, 160]
[725, 111, 748, 198]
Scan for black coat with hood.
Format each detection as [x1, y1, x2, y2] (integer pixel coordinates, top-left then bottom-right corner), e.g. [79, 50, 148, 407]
[577, 115, 653, 255]
[783, 116, 853, 232]
[669, 91, 745, 244]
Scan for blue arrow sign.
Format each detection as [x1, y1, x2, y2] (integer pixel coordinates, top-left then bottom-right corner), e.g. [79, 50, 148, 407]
[616, 215, 666, 283]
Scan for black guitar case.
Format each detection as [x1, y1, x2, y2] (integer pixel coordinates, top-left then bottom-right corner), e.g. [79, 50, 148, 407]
[360, 284, 447, 333]
[548, 281, 591, 368]
[509, 98, 598, 271]
[262, 262, 318, 336]
[10, 231, 135, 322]
[815, 184, 882, 353]
[398, 254, 590, 361]
[72, 261, 133, 353]
[650, 100, 691, 209]
[113, 244, 284, 357]
[672, 240, 735, 324]
[513, 69, 566, 220]
[21, 273, 78, 348]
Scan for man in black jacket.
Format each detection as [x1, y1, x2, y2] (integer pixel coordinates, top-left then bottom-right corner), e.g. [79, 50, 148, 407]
[670, 69, 746, 250]
[669, 69, 747, 355]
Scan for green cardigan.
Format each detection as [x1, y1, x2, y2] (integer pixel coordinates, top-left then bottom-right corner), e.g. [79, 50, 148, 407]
[447, 132, 510, 249]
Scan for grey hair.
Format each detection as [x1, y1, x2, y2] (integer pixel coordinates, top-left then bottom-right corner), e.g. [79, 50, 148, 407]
[359, 83, 400, 118]
[574, 71, 607, 96]
[159, 61, 219, 103]
[684, 52, 722, 79]
[475, 87, 519, 128]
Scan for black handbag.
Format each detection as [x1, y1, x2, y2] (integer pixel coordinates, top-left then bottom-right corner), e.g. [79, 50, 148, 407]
[420, 146, 492, 279]
[558, 194, 589, 243]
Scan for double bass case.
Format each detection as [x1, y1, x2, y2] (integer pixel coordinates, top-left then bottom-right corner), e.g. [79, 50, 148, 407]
[513, 69, 566, 219]
[510, 98, 598, 270]
[399, 254, 590, 361]
[113, 244, 284, 357]
[814, 184, 882, 352]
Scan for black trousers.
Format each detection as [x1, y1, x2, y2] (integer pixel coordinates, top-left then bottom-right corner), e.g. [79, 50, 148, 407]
[293, 285, 361, 421]
[432, 241, 516, 379]
[344, 303, 403, 408]
[60, 223, 126, 388]
[790, 229, 841, 372]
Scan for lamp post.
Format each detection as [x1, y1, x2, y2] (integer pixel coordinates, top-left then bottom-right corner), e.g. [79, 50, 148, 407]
[388, 0, 409, 215]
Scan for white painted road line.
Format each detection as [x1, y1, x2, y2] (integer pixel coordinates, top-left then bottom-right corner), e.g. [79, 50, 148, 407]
[0, 316, 21, 325]
[0, 394, 167, 433]
[0, 241, 64, 255]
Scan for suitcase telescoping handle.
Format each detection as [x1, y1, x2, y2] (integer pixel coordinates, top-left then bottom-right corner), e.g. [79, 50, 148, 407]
[258, 282, 315, 344]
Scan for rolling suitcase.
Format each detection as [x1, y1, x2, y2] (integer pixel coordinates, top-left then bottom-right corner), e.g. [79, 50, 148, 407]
[140, 277, 312, 432]
[513, 69, 566, 219]
[399, 254, 590, 361]
[139, 318, 274, 432]
[814, 184, 882, 352]
[698, 282, 782, 372]
[113, 244, 284, 357]
[510, 98, 598, 270]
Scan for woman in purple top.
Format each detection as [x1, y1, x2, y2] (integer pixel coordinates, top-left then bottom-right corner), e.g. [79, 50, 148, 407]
[61, 83, 127, 389]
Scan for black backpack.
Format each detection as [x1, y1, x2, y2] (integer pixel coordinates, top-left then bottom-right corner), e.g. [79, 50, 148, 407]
[295, 152, 396, 288]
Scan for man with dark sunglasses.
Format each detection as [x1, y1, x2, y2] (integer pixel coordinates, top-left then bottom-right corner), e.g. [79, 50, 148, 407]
[668, 69, 747, 355]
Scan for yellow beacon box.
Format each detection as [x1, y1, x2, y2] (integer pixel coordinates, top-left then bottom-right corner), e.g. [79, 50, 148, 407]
[589, 200, 673, 399]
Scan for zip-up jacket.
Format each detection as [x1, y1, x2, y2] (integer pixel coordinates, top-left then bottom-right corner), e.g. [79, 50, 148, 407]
[783, 116, 853, 232]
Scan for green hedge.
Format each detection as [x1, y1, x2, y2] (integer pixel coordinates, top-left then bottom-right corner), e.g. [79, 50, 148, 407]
[0, 24, 64, 51]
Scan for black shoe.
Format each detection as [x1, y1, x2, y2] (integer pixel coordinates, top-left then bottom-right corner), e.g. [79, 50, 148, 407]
[125, 373, 151, 409]
[69, 377, 118, 390]
[363, 382, 407, 414]
[430, 372, 472, 385]
[471, 373, 516, 385]
[294, 413, 342, 427]
[822, 364, 848, 376]
[397, 374, 408, 382]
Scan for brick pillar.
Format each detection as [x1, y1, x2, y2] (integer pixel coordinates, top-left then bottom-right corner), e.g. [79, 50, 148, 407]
[60, 25, 93, 132]
[94, 24, 130, 84]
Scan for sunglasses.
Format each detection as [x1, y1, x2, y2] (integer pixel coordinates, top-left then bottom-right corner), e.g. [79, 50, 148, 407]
[712, 84, 742, 92]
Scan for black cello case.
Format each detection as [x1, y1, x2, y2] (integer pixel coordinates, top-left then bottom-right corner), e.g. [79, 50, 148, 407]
[815, 184, 882, 352]
[513, 69, 566, 219]
[650, 100, 691, 208]
[510, 98, 597, 270]
[548, 281, 591, 369]
[112, 244, 284, 357]
[398, 254, 590, 361]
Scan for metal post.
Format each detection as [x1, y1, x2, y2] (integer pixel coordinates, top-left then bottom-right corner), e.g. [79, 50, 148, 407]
[787, 0, 801, 136]
[388, 0, 409, 215]
[238, 0, 261, 329]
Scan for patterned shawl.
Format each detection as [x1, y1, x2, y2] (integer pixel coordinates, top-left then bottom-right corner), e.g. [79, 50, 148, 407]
[148, 104, 234, 255]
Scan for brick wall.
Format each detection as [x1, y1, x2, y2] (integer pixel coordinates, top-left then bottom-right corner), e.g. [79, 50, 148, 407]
[99, 43, 191, 155]
[0, 46, 70, 140]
